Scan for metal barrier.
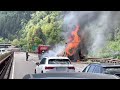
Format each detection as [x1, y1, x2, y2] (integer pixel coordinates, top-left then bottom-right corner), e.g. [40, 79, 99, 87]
[0, 52, 14, 79]
[88, 58, 120, 64]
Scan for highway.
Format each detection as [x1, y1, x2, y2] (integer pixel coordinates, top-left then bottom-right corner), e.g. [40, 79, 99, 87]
[9, 52, 39, 79]
[9, 52, 88, 79]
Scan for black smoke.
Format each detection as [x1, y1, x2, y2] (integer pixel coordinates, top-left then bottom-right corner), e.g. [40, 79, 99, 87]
[62, 11, 120, 58]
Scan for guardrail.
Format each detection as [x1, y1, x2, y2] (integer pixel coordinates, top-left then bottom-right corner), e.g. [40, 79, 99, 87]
[0, 52, 14, 79]
[87, 58, 120, 64]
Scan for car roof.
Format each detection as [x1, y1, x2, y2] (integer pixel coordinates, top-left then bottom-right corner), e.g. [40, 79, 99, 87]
[89, 63, 120, 68]
[23, 72, 119, 79]
[44, 57, 69, 60]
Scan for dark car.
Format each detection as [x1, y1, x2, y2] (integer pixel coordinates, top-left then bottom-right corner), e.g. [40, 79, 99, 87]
[82, 63, 120, 77]
[22, 72, 119, 79]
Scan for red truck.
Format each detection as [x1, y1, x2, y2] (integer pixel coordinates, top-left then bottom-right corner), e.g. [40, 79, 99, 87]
[37, 45, 51, 60]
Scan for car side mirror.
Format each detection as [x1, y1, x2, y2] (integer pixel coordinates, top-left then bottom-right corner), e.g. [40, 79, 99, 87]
[36, 62, 40, 66]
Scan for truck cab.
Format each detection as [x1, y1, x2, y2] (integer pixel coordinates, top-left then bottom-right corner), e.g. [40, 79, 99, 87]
[37, 45, 51, 60]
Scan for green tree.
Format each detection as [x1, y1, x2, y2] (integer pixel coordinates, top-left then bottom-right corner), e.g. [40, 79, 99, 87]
[11, 39, 20, 46]
[22, 11, 63, 51]
[0, 38, 4, 43]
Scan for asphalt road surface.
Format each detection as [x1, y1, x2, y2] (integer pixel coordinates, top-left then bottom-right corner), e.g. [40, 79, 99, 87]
[9, 52, 88, 79]
[9, 52, 39, 79]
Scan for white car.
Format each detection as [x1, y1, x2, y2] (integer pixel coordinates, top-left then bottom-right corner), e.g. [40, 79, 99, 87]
[35, 57, 75, 73]
[0, 48, 7, 54]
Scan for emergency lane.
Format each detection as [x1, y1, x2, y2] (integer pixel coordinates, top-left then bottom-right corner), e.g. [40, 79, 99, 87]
[9, 52, 39, 79]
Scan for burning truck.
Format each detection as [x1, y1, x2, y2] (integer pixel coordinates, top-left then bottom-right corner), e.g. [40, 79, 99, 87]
[57, 25, 87, 62]
[37, 45, 51, 60]
[37, 25, 88, 62]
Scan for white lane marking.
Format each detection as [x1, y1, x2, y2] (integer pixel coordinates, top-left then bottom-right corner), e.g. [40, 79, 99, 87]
[11, 59, 15, 79]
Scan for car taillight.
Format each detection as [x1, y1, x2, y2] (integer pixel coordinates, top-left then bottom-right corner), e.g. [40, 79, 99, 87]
[45, 66, 55, 69]
[68, 67, 75, 70]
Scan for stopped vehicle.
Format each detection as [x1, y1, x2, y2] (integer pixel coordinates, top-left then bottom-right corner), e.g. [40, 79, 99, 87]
[35, 57, 75, 73]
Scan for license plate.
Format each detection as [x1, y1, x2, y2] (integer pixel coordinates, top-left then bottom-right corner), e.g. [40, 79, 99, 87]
[56, 67, 66, 71]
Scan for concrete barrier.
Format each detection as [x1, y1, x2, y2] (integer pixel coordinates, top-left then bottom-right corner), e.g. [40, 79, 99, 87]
[0, 51, 14, 79]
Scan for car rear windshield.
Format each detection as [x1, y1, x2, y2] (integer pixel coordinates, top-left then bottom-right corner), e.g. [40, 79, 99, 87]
[48, 59, 71, 64]
[103, 67, 120, 75]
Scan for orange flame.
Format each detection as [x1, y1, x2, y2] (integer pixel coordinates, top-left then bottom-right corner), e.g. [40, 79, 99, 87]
[65, 25, 81, 56]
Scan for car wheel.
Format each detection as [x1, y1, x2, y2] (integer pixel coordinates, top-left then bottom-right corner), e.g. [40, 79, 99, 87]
[35, 69, 36, 74]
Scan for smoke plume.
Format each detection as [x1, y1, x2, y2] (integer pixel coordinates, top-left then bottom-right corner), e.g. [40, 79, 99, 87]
[41, 44, 65, 58]
[62, 11, 120, 57]
[41, 11, 120, 58]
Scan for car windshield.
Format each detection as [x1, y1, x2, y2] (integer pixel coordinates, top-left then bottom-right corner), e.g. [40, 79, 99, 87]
[48, 59, 71, 64]
[103, 67, 120, 74]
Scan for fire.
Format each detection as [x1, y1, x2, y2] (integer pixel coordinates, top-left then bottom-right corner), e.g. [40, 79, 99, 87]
[65, 25, 81, 56]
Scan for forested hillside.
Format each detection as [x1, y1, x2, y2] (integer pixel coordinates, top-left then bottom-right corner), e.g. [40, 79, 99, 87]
[0, 11, 34, 41]
[11, 11, 64, 51]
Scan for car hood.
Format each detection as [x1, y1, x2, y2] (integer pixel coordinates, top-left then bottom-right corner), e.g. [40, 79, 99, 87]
[23, 72, 119, 79]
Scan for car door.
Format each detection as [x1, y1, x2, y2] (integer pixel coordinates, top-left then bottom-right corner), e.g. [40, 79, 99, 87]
[37, 58, 46, 73]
